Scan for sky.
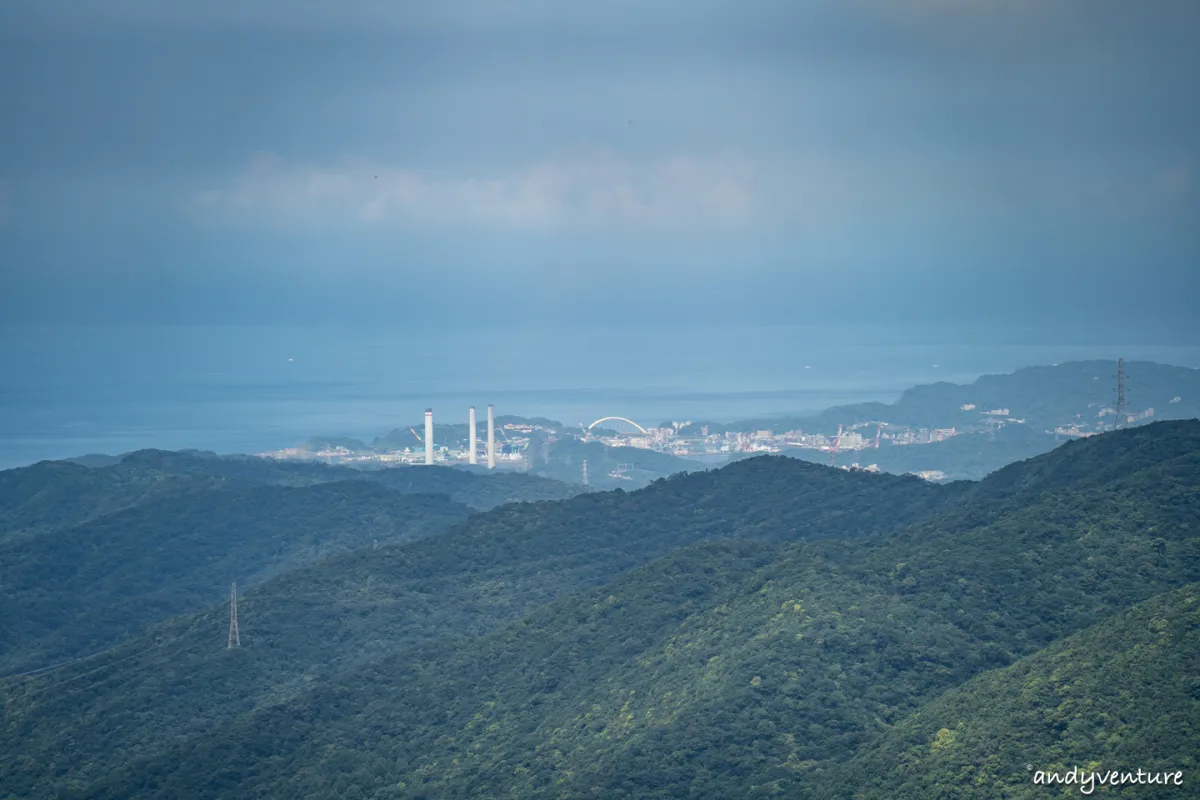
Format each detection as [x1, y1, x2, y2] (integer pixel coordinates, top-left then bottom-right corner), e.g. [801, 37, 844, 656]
[0, 0, 1197, 338]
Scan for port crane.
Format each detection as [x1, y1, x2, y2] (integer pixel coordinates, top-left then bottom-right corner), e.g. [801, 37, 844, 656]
[828, 424, 843, 467]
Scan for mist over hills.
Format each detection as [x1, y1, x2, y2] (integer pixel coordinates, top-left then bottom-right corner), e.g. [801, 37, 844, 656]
[1, 421, 1197, 798]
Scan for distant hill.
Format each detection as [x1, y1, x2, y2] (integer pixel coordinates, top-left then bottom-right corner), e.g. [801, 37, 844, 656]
[522, 432, 704, 490]
[0, 449, 582, 537]
[0, 459, 223, 539]
[0, 456, 961, 797]
[3, 422, 1198, 798]
[62, 453, 124, 468]
[0, 449, 581, 677]
[701, 360, 1200, 436]
[0, 480, 474, 676]
[732, 422, 1061, 481]
[711, 361, 1199, 481]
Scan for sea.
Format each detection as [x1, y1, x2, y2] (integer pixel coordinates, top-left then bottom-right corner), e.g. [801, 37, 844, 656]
[2, 324, 1198, 471]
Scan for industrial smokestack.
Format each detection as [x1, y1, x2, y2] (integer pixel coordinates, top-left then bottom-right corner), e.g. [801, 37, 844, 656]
[468, 406, 477, 465]
[424, 409, 434, 465]
[487, 404, 496, 469]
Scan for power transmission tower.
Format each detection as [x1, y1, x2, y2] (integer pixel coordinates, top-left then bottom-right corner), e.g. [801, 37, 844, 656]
[582, 459, 589, 486]
[227, 582, 240, 648]
[1114, 358, 1127, 430]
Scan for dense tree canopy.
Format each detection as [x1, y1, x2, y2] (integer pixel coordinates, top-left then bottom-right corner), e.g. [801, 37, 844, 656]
[0, 421, 1196, 799]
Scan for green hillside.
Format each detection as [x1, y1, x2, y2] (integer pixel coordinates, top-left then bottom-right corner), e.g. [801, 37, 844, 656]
[2, 423, 1197, 799]
[817, 585, 1200, 799]
[0, 459, 222, 539]
[0, 457, 957, 797]
[0, 481, 474, 676]
[135, 448, 588, 508]
[367, 463, 585, 507]
[0, 450, 581, 540]
[961, 417, 1200, 499]
[60, 422, 1200, 800]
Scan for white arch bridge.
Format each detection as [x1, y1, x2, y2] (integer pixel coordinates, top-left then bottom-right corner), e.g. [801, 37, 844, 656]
[586, 416, 649, 435]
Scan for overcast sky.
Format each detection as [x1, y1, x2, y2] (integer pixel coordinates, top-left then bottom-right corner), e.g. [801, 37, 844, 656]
[0, 0, 1196, 336]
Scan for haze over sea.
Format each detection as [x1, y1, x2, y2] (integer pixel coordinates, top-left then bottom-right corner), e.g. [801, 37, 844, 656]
[2, 323, 1196, 471]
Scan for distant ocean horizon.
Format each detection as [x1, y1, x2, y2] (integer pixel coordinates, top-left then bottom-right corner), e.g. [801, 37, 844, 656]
[2, 324, 1198, 471]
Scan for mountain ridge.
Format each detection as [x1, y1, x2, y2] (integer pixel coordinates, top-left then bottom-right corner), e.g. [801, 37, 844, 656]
[62, 426, 1200, 797]
[2, 422, 1197, 797]
[0, 479, 476, 676]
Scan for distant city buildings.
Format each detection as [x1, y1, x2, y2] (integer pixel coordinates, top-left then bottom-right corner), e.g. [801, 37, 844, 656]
[257, 397, 1160, 474]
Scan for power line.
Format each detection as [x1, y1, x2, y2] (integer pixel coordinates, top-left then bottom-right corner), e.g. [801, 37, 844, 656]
[4, 619, 217, 704]
[4, 543, 629, 706]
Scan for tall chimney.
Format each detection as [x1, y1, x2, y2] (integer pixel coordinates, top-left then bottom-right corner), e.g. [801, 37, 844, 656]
[424, 408, 434, 465]
[468, 406, 478, 465]
[487, 404, 496, 469]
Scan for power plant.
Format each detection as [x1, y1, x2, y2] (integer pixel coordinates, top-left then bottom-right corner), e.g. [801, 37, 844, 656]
[424, 408, 434, 465]
[468, 406, 478, 465]
[416, 405, 497, 468]
[487, 404, 496, 469]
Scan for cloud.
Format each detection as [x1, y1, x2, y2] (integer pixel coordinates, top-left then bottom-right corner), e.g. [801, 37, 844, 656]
[192, 148, 759, 231]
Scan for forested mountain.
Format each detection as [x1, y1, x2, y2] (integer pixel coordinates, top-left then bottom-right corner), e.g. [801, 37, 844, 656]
[0, 448, 581, 541]
[0, 450, 580, 677]
[1, 422, 1197, 799]
[57, 421, 1199, 800]
[0, 459, 221, 539]
[817, 585, 1200, 799]
[0, 458, 958, 796]
[0, 481, 474, 676]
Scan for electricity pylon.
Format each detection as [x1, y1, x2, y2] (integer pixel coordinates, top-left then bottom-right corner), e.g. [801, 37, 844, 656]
[227, 582, 240, 648]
